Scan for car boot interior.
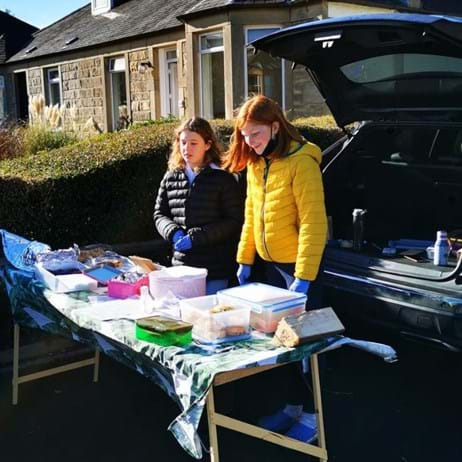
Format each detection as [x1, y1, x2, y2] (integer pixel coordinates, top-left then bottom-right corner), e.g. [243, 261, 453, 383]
[321, 123, 462, 351]
[323, 123, 462, 246]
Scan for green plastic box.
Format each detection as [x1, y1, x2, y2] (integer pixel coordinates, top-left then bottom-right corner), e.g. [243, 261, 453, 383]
[135, 316, 192, 346]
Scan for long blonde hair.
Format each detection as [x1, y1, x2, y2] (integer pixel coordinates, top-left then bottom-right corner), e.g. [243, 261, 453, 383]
[168, 117, 224, 171]
[224, 95, 305, 173]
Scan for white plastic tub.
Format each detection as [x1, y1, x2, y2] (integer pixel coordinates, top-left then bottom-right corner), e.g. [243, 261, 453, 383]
[180, 294, 250, 343]
[149, 265, 207, 299]
[35, 262, 98, 293]
[217, 283, 307, 333]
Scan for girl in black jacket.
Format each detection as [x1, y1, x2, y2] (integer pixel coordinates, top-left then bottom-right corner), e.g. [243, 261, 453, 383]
[154, 117, 244, 294]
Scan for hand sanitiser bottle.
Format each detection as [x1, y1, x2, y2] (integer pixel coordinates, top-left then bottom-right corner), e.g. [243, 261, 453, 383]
[139, 285, 154, 314]
[352, 209, 367, 251]
[433, 230, 451, 266]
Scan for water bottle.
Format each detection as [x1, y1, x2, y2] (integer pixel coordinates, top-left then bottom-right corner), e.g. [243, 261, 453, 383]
[433, 230, 451, 266]
[352, 209, 367, 251]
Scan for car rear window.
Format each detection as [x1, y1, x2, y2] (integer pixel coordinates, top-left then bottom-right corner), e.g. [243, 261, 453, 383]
[341, 53, 462, 83]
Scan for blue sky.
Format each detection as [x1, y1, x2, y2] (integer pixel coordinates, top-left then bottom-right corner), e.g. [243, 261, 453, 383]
[1, 0, 89, 28]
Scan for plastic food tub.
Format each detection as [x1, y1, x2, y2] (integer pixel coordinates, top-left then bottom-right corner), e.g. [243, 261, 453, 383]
[107, 275, 149, 299]
[180, 295, 251, 343]
[149, 265, 207, 299]
[217, 283, 307, 333]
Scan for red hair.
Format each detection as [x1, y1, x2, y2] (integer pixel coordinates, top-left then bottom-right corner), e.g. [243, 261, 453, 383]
[224, 95, 305, 172]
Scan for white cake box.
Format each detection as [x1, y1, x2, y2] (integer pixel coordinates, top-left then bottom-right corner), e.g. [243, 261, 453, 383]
[35, 262, 98, 293]
[180, 294, 250, 343]
[149, 265, 207, 299]
[217, 283, 307, 333]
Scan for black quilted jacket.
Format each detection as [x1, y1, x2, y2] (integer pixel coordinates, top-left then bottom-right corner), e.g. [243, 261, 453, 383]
[154, 166, 244, 279]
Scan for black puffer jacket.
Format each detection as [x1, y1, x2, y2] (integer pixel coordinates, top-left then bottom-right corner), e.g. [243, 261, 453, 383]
[154, 166, 244, 279]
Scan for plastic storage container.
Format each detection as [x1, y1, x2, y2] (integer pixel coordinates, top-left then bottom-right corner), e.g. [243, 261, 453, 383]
[180, 295, 251, 343]
[149, 265, 207, 299]
[107, 275, 149, 299]
[34, 262, 98, 293]
[135, 316, 193, 346]
[217, 283, 307, 333]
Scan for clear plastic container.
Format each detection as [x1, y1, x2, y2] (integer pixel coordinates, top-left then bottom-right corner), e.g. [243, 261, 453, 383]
[180, 295, 251, 343]
[217, 283, 307, 333]
[149, 265, 207, 299]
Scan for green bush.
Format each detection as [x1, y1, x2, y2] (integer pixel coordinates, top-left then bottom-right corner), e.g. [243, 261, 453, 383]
[0, 125, 24, 161]
[23, 126, 78, 156]
[0, 118, 342, 248]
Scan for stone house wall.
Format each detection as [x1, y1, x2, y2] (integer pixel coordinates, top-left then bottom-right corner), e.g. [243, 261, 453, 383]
[291, 67, 331, 118]
[128, 49, 153, 122]
[27, 68, 42, 98]
[60, 57, 104, 133]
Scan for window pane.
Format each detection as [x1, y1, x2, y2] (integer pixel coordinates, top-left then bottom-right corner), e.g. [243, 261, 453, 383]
[109, 57, 125, 72]
[48, 69, 59, 82]
[50, 82, 61, 105]
[168, 61, 179, 117]
[201, 51, 225, 119]
[200, 33, 223, 51]
[166, 50, 177, 61]
[111, 71, 127, 129]
[94, 0, 108, 8]
[247, 48, 282, 107]
[341, 53, 462, 83]
[247, 28, 279, 44]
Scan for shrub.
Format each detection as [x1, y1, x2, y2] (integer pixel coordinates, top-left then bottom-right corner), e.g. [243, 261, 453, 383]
[0, 123, 176, 248]
[0, 124, 25, 161]
[0, 118, 342, 248]
[22, 125, 78, 156]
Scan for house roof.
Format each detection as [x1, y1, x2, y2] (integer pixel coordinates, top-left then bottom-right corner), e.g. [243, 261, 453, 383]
[0, 11, 37, 63]
[181, 0, 292, 17]
[8, 0, 198, 64]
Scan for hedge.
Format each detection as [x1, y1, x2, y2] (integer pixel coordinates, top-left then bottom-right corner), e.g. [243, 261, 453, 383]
[0, 118, 343, 248]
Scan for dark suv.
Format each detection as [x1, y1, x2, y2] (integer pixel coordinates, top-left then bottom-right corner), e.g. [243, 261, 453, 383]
[254, 13, 462, 351]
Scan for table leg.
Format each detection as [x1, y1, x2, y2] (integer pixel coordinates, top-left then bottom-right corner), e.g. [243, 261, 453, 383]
[311, 353, 327, 462]
[93, 349, 100, 382]
[206, 385, 220, 462]
[12, 324, 20, 405]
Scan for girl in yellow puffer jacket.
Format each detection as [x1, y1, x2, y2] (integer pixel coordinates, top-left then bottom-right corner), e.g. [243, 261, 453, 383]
[226, 95, 327, 297]
[225, 95, 328, 443]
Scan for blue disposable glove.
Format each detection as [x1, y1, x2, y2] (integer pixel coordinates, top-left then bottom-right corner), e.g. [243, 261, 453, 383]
[172, 230, 185, 244]
[237, 264, 251, 285]
[174, 235, 192, 251]
[289, 278, 310, 294]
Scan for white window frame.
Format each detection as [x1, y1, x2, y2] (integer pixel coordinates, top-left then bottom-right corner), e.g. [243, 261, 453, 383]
[92, 0, 112, 15]
[199, 31, 224, 119]
[0, 75, 5, 120]
[45, 67, 61, 106]
[244, 26, 286, 110]
[159, 47, 179, 118]
[108, 56, 128, 130]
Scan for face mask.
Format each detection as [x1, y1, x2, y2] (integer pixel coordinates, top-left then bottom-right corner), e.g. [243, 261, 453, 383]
[261, 127, 278, 157]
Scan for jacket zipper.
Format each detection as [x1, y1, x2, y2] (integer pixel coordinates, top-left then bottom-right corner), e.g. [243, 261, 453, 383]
[261, 159, 273, 261]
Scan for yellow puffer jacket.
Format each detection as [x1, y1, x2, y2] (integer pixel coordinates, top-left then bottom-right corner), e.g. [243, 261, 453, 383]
[237, 141, 327, 281]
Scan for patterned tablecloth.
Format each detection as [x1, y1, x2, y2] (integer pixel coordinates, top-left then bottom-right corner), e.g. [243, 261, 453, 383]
[0, 231, 397, 458]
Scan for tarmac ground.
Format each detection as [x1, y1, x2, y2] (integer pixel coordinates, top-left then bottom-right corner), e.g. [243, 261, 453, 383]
[1, 322, 461, 462]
